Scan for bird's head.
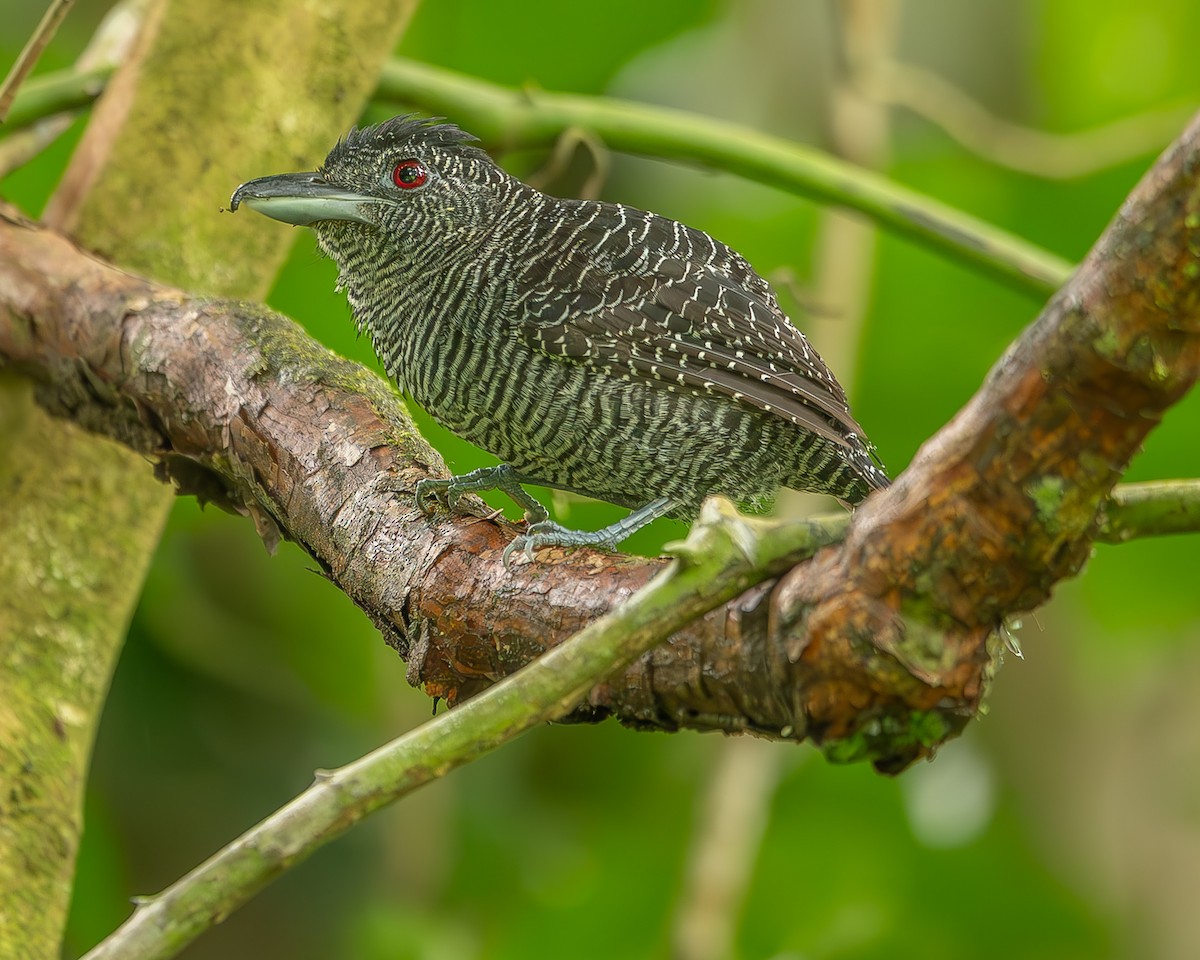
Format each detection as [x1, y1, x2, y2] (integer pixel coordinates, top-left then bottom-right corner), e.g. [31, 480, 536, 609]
[230, 116, 504, 264]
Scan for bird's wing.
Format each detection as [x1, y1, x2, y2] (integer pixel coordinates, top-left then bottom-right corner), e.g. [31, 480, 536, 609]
[511, 206, 865, 450]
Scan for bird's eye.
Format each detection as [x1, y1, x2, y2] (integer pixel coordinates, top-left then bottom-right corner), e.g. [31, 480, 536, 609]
[392, 159, 428, 189]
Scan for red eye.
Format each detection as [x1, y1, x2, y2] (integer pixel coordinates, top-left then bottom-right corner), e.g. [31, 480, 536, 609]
[392, 159, 428, 189]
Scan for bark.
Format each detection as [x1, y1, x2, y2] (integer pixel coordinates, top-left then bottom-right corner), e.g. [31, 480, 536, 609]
[0, 0, 418, 955]
[1, 109, 1196, 778]
[771, 117, 1200, 766]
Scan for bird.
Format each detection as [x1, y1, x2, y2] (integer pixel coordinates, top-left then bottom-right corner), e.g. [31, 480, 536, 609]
[230, 115, 889, 564]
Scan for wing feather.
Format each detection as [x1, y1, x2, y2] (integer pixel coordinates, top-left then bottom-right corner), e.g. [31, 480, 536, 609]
[511, 204, 870, 451]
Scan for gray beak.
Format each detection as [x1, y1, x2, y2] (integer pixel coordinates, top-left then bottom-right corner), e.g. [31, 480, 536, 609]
[229, 172, 378, 226]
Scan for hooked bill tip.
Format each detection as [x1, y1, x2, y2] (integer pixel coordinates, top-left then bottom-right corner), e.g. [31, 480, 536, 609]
[224, 173, 379, 227]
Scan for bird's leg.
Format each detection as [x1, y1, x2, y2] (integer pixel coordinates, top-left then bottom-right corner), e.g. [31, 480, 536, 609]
[415, 464, 549, 523]
[502, 496, 676, 568]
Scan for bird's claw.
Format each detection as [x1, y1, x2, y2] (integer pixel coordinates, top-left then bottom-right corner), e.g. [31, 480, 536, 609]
[501, 535, 537, 570]
[414, 477, 464, 516]
[501, 520, 624, 570]
[503, 520, 562, 569]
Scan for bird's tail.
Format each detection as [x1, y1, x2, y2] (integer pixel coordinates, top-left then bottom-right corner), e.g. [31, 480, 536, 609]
[786, 436, 889, 506]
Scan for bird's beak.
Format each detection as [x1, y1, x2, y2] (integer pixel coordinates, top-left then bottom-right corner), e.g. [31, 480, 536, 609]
[229, 172, 378, 226]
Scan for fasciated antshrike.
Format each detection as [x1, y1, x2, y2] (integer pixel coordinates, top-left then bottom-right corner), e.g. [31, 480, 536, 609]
[230, 116, 888, 564]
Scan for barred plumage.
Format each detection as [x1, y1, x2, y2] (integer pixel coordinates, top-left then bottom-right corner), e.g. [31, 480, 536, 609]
[231, 115, 889, 559]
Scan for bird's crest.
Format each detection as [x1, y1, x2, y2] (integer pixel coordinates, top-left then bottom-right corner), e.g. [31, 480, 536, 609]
[324, 115, 486, 168]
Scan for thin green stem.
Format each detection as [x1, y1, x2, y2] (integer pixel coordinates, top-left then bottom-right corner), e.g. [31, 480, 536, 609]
[2, 64, 108, 131]
[4, 61, 1073, 297]
[374, 59, 1073, 297]
[1096, 479, 1200, 543]
[80, 501, 844, 960]
[0, 0, 76, 122]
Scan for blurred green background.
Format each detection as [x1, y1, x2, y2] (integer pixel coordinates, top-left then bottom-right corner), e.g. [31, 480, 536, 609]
[3, 1, 1200, 958]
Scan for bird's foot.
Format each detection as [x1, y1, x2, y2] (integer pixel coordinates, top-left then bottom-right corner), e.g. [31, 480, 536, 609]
[415, 464, 549, 523]
[502, 520, 619, 568]
[502, 496, 675, 568]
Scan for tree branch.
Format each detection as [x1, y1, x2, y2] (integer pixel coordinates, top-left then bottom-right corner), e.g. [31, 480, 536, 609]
[79, 498, 841, 960]
[1, 112, 1197, 769]
[766, 113, 1200, 766]
[0, 0, 76, 122]
[1, 63, 109, 131]
[1097, 480, 1200, 543]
